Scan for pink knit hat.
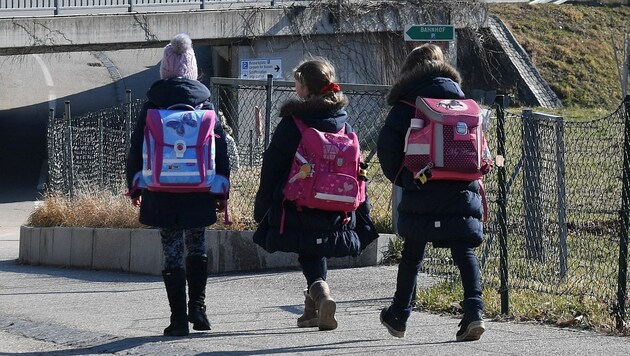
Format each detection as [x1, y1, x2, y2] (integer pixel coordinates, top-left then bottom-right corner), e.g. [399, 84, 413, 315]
[160, 33, 198, 80]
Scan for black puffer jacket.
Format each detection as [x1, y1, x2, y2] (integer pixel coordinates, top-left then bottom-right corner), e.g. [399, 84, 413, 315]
[253, 96, 379, 257]
[377, 62, 484, 248]
[125, 77, 230, 229]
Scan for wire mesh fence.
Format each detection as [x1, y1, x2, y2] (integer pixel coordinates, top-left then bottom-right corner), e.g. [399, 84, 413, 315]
[45, 79, 630, 326]
[416, 97, 629, 327]
[47, 92, 144, 196]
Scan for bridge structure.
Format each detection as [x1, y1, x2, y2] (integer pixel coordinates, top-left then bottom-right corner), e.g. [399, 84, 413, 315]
[0, 1, 490, 56]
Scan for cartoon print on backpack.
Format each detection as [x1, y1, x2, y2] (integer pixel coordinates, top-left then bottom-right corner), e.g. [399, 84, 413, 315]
[283, 117, 366, 213]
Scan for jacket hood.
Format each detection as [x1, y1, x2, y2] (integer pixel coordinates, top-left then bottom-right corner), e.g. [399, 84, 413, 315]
[387, 61, 463, 105]
[146, 77, 211, 108]
[279, 95, 349, 132]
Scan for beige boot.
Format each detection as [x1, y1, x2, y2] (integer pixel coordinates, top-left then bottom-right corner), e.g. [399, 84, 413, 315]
[309, 280, 337, 331]
[297, 289, 318, 327]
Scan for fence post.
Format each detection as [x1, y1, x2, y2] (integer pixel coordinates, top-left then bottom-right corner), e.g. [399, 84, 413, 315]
[522, 109, 544, 262]
[264, 74, 273, 148]
[54, 0, 59, 15]
[200, 0, 204, 9]
[64, 101, 74, 197]
[495, 95, 509, 315]
[248, 130, 254, 167]
[98, 112, 104, 190]
[47, 108, 55, 191]
[554, 115, 568, 279]
[617, 95, 630, 330]
[128, 0, 134, 12]
[125, 89, 133, 154]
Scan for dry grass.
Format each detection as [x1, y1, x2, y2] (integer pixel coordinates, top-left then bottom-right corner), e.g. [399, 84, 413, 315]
[28, 187, 143, 229]
[490, 3, 630, 109]
[28, 172, 395, 232]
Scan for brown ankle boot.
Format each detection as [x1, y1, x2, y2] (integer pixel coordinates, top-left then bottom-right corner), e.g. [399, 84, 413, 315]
[297, 289, 318, 327]
[308, 280, 337, 331]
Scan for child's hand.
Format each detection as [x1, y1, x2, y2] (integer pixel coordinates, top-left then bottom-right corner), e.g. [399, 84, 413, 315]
[215, 200, 226, 212]
[131, 196, 142, 207]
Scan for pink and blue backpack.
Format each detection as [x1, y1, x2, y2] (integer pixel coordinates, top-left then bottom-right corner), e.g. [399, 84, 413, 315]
[130, 104, 229, 196]
[282, 117, 366, 216]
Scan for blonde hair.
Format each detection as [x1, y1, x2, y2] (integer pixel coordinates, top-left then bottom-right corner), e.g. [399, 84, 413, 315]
[294, 57, 338, 98]
[400, 43, 445, 74]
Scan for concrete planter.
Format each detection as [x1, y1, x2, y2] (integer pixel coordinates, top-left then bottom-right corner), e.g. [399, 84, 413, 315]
[18, 226, 393, 275]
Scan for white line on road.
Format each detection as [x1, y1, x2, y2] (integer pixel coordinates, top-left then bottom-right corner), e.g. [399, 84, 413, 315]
[32, 54, 57, 111]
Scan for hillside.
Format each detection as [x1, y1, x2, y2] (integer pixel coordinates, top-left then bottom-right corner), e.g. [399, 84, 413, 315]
[488, 3, 630, 110]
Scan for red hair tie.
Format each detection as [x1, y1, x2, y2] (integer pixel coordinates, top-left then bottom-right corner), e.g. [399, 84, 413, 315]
[320, 82, 341, 94]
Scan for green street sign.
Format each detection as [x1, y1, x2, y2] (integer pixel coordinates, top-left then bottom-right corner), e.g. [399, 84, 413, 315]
[404, 25, 454, 42]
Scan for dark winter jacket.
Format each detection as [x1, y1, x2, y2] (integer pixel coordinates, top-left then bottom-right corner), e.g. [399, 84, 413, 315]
[253, 96, 379, 257]
[377, 62, 484, 248]
[125, 77, 230, 229]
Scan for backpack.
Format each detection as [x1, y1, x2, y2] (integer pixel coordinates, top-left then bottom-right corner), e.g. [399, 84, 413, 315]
[135, 104, 223, 193]
[282, 117, 367, 213]
[402, 97, 492, 184]
[401, 97, 492, 222]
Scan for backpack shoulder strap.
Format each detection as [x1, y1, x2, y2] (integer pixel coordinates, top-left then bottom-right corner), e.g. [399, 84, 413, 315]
[293, 115, 346, 135]
[292, 116, 308, 133]
[166, 104, 196, 111]
[400, 99, 416, 108]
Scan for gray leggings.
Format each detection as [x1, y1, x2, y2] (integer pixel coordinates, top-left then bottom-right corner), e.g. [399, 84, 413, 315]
[160, 227, 207, 269]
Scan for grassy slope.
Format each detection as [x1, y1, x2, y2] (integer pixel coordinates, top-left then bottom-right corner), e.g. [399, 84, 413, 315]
[489, 3, 630, 110]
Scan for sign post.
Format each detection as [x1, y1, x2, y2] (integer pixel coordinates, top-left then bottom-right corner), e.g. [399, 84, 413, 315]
[404, 25, 454, 42]
[240, 58, 283, 80]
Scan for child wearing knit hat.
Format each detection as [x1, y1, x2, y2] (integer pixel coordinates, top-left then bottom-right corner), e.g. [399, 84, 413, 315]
[160, 33, 198, 80]
[126, 33, 231, 337]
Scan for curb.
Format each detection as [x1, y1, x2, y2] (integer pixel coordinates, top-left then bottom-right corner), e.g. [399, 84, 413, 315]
[18, 226, 394, 275]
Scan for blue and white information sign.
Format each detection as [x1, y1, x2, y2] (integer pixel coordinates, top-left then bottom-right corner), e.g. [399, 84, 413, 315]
[240, 58, 283, 80]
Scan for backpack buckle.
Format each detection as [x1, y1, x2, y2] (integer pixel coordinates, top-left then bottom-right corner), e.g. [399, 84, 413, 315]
[414, 163, 434, 186]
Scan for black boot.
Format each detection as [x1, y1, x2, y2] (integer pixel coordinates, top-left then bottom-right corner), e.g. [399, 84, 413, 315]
[186, 255, 211, 331]
[162, 268, 189, 336]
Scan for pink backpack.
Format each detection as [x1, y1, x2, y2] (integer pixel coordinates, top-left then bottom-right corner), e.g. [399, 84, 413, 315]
[402, 97, 492, 183]
[283, 117, 366, 213]
[402, 97, 492, 221]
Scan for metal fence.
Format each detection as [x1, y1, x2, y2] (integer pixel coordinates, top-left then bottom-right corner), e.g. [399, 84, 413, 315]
[416, 96, 630, 328]
[46, 79, 630, 328]
[0, 0, 308, 15]
[47, 90, 143, 196]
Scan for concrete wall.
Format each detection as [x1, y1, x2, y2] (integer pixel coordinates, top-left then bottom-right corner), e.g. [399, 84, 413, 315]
[0, 3, 487, 55]
[18, 226, 395, 275]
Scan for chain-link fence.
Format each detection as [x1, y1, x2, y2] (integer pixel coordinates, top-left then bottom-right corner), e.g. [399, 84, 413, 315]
[47, 91, 144, 195]
[45, 79, 630, 327]
[416, 96, 630, 328]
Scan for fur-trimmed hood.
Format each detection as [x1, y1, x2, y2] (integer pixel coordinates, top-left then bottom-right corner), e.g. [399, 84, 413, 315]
[387, 61, 463, 105]
[279, 95, 349, 132]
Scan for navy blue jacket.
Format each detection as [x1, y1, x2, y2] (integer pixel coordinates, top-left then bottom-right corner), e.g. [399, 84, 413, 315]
[377, 62, 484, 248]
[125, 77, 230, 229]
[253, 96, 379, 257]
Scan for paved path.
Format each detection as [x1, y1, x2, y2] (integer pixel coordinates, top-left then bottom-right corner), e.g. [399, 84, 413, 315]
[1, 201, 629, 355]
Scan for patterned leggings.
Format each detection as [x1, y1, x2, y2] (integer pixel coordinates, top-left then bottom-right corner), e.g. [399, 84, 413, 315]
[160, 227, 207, 270]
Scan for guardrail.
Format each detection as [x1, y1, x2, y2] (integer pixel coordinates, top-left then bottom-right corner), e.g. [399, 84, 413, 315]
[0, 0, 277, 16]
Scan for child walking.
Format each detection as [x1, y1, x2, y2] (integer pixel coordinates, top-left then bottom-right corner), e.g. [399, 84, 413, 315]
[125, 33, 230, 337]
[253, 57, 378, 331]
[377, 44, 486, 341]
